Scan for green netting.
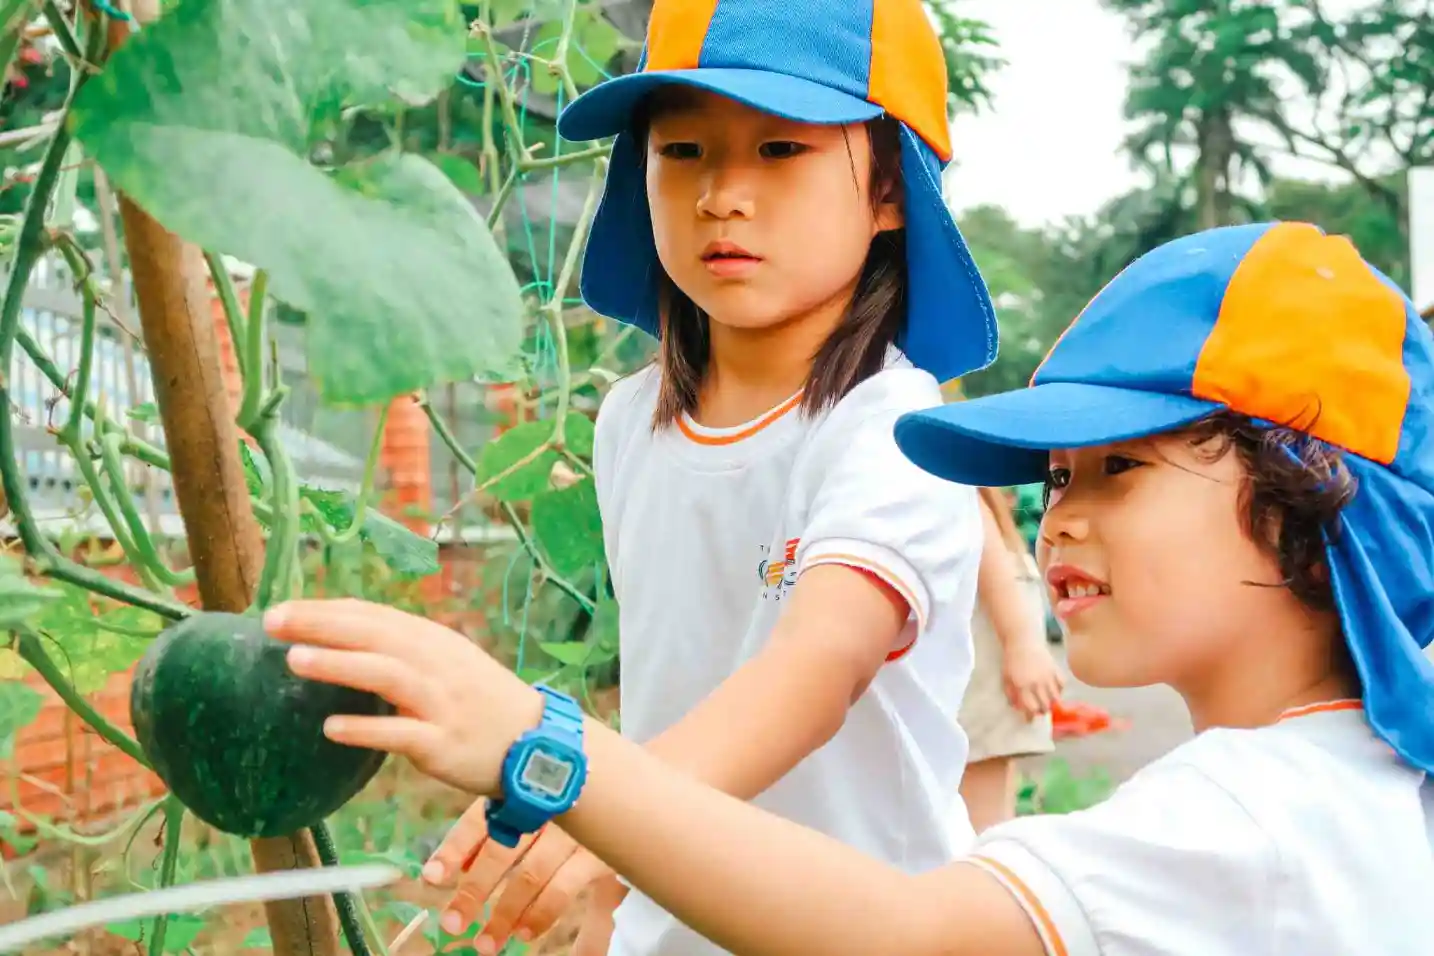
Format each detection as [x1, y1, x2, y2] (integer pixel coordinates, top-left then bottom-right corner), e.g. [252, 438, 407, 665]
[461, 16, 624, 684]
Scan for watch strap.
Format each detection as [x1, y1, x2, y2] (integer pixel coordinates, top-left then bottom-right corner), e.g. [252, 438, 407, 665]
[485, 685, 585, 847]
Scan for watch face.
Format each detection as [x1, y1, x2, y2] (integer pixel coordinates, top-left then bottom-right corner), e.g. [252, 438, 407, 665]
[520, 749, 574, 799]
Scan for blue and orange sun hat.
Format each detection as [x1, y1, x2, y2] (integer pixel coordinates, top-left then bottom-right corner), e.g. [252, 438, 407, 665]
[554, 0, 998, 383]
[894, 220, 1434, 773]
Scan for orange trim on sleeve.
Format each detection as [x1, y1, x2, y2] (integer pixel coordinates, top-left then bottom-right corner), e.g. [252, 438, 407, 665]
[968, 855, 1070, 956]
[802, 553, 925, 660]
[884, 638, 917, 663]
[846, 566, 917, 661]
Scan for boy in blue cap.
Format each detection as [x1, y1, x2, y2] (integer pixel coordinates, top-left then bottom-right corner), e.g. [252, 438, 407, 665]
[273, 220, 1434, 954]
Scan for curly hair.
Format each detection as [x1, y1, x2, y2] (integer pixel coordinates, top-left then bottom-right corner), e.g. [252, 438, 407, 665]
[1181, 411, 1358, 613]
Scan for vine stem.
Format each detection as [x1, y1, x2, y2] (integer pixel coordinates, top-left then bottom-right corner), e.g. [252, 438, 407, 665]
[205, 264, 304, 612]
[236, 268, 269, 431]
[13, 320, 170, 468]
[434, 161, 605, 513]
[327, 402, 389, 546]
[14, 626, 149, 767]
[250, 387, 299, 610]
[311, 822, 380, 956]
[0, 16, 190, 620]
[44, 256, 165, 593]
[99, 432, 194, 587]
[147, 796, 185, 956]
[39, 1, 83, 69]
[3, 779, 163, 848]
[204, 250, 248, 382]
[415, 395, 595, 614]
[51, 233, 193, 590]
[543, 159, 605, 448]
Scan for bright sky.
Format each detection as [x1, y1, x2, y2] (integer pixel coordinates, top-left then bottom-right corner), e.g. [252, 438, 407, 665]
[941, 0, 1380, 229]
[943, 0, 1141, 227]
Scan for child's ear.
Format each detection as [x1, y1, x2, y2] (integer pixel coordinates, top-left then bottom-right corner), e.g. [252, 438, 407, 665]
[874, 177, 904, 233]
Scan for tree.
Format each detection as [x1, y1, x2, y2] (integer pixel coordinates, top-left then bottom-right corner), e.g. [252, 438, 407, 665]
[925, 0, 1005, 116]
[1262, 0, 1433, 240]
[1106, 0, 1326, 229]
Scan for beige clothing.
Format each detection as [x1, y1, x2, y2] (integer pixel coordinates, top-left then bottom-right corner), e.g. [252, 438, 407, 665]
[959, 553, 1055, 763]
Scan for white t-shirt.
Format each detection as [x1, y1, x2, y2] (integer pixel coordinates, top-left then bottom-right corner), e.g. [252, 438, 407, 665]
[969, 700, 1434, 955]
[593, 351, 983, 956]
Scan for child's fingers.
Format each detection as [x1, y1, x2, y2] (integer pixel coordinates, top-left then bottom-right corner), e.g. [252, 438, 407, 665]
[441, 831, 536, 934]
[424, 800, 491, 885]
[571, 905, 617, 956]
[265, 598, 442, 658]
[479, 835, 583, 949]
[570, 873, 627, 956]
[287, 646, 433, 718]
[322, 714, 439, 758]
[510, 851, 609, 947]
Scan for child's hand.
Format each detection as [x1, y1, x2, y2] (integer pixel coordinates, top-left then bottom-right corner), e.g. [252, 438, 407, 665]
[572, 873, 628, 956]
[1001, 636, 1066, 720]
[266, 598, 544, 797]
[423, 802, 617, 954]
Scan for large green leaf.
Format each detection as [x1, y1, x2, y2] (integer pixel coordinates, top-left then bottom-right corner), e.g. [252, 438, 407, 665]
[68, 0, 526, 407]
[29, 585, 155, 694]
[300, 487, 440, 577]
[530, 479, 603, 577]
[0, 556, 62, 629]
[0, 681, 41, 760]
[475, 420, 562, 502]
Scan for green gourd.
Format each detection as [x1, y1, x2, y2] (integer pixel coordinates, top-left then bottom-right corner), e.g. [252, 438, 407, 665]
[130, 611, 393, 838]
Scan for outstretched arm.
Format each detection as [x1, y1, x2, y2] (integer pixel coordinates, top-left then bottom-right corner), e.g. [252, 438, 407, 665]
[276, 598, 1273, 956]
[642, 562, 911, 799]
[562, 713, 1047, 956]
[272, 597, 1047, 956]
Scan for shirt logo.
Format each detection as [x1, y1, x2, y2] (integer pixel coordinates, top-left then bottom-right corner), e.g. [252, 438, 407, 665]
[756, 537, 800, 600]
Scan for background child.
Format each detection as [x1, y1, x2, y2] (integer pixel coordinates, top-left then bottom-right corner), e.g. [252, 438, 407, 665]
[275, 220, 1434, 955]
[420, 1, 998, 953]
[960, 486, 1065, 832]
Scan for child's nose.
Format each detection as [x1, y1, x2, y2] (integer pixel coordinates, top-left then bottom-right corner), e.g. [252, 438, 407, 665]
[696, 167, 756, 219]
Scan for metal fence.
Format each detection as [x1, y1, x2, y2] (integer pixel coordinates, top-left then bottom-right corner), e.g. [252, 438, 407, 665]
[4, 253, 366, 540]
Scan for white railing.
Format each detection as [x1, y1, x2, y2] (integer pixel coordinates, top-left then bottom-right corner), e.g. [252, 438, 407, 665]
[5, 254, 365, 538]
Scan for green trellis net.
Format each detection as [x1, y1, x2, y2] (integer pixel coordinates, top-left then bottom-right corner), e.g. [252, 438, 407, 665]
[434, 4, 652, 714]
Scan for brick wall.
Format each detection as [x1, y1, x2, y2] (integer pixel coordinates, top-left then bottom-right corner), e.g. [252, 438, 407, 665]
[0, 260, 501, 850]
[1, 541, 500, 853]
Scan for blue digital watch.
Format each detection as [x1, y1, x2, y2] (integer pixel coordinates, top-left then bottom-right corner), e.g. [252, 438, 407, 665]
[485, 684, 588, 848]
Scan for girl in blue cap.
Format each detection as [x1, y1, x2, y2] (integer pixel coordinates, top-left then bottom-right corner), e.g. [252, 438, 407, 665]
[272, 220, 1434, 955]
[405, 0, 1003, 953]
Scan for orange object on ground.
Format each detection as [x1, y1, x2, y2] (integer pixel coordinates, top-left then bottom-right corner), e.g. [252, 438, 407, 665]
[1050, 699, 1127, 739]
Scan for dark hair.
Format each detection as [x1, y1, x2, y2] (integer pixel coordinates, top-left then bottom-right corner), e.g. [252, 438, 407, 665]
[1181, 411, 1357, 613]
[632, 97, 907, 429]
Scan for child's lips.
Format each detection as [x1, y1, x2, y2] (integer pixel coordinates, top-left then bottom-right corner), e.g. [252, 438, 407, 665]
[1046, 563, 1110, 620]
[1053, 590, 1107, 620]
[702, 252, 762, 278]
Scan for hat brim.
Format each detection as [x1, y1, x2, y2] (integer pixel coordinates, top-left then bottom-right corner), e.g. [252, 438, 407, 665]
[893, 381, 1225, 487]
[557, 68, 883, 142]
[565, 74, 1000, 383]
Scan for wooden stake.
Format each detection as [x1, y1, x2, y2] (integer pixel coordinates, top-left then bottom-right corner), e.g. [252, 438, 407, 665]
[105, 4, 341, 955]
